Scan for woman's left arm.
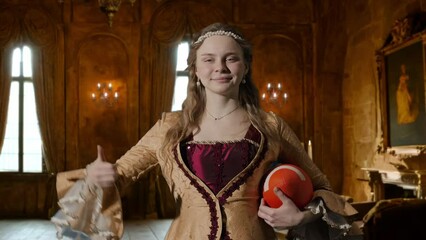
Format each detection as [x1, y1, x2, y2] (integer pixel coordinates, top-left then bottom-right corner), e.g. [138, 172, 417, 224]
[258, 187, 322, 230]
[261, 113, 358, 239]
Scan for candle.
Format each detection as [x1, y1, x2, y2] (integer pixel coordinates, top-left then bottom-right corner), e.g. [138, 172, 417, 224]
[308, 140, 313, 160]
[91, 93, 96, 100]
[267, 83, 271, 90]
[97, 83, 101, 89]
[108, 83, 112, 89]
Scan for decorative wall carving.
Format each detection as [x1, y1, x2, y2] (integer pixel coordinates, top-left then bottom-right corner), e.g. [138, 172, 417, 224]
[382, 12, 426, 48]
[386, 146, 426, 171]
[390, 18, 411, 45]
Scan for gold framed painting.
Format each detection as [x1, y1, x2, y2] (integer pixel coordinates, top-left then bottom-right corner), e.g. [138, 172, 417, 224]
[377, 32, 426, 148]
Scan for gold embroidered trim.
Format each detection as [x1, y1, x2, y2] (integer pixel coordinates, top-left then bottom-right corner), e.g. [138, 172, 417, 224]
[187, 138, 260, 148]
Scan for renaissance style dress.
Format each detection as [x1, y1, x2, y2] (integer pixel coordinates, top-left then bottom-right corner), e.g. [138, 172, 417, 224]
[51, 111, 357, 240]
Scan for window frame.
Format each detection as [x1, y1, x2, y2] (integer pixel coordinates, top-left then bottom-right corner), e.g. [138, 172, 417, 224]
[171, 39, 190, 111]
[0, 45, 44, 174]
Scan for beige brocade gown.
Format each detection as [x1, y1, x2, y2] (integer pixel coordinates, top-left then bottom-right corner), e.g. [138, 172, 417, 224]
[51, 111, 357, 240]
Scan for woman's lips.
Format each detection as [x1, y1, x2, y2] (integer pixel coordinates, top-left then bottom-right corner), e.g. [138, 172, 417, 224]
[212, 77, 232, 81]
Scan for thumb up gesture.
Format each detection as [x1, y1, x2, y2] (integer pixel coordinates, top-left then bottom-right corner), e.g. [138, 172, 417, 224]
[86, 145, 117, 188]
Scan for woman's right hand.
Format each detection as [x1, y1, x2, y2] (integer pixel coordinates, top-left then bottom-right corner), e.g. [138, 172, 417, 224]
[86, 145, 117, 188]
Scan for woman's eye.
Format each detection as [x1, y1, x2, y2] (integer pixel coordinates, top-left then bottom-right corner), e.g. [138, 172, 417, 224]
[203, 58, 213, 62]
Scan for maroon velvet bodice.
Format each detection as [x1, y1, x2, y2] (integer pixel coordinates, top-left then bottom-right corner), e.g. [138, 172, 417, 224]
[182, 125, 261, 194]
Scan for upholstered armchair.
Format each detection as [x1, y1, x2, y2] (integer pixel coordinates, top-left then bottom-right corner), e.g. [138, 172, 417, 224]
[362, 198, 426, 240]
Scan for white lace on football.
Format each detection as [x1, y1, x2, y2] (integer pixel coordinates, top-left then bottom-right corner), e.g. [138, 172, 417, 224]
[194, 30, 243, 44]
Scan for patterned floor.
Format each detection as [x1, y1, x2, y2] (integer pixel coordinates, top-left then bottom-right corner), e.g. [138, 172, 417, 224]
[0, 219, 172, 240]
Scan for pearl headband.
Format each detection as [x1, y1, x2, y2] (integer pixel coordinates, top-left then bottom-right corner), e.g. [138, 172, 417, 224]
[194, 30, 244, 45]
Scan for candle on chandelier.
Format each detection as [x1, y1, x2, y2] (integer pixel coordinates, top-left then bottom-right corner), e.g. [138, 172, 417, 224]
[272, 92, 277, 99]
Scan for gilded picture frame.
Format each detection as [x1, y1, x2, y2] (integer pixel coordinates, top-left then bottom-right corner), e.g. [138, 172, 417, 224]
[377, 33, 426, 149]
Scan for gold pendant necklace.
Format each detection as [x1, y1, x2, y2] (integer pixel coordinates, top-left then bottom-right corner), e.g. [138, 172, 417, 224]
[206, 105, 240, 120]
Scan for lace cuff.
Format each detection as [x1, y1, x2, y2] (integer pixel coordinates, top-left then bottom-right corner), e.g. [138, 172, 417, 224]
[50, 177, 123, 240]
[288, 198, 352, 240]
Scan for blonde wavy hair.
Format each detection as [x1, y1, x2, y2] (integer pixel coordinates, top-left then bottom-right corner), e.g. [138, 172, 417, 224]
[161, 22, 280, 153]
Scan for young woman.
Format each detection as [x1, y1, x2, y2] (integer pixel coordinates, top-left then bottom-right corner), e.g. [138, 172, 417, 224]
[52, 22, 357, 240]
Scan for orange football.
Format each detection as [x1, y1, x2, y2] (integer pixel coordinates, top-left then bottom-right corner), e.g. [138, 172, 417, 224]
[262, 164, 313, 209]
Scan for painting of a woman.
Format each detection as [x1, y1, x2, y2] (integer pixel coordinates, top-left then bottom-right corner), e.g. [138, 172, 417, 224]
[384, 39, 426, 147]
[396, 63, 419, 124]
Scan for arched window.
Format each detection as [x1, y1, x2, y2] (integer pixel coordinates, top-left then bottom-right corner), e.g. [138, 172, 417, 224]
[0, 46, 43, 173]
[171, 41, 189, 111]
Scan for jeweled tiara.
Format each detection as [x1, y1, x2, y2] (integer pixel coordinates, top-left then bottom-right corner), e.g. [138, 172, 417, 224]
[194, 30, 244, 45]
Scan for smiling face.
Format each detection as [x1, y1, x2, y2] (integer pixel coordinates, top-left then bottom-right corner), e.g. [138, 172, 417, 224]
[195, 35, 248, 99]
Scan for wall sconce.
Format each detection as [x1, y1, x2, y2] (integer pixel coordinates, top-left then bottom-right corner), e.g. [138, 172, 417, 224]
[91, 82, 119, 107]
[98, 0, 136, 27]
[261, 82, 288, 105]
